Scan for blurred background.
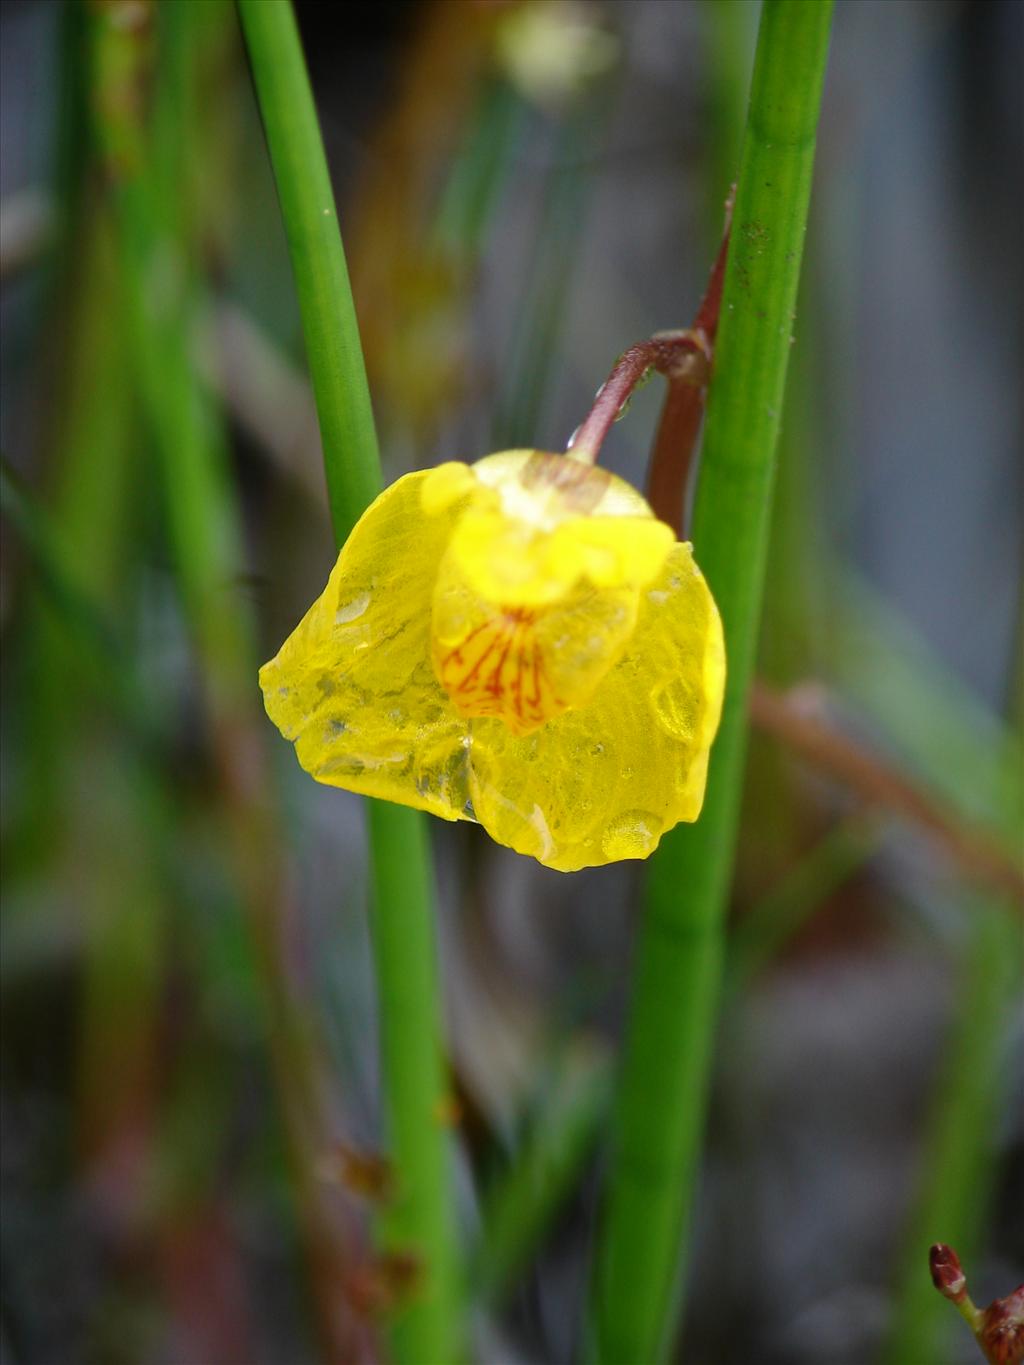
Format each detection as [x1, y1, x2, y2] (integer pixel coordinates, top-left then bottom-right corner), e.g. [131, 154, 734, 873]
[1, 1, 1021, 1363]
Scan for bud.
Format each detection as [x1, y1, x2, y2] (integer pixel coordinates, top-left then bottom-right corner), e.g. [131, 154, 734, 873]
[929, 1244, 1024, 1365]
[930, 1243, 968, 1303]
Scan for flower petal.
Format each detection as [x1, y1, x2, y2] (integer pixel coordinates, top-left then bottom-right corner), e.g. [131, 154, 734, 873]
[444, 452, 674, 609]
[431, 560, 640, 735]
[550, 515, 675, 589]
[259, 470, 474, 820]
[466, 544, 725, 870]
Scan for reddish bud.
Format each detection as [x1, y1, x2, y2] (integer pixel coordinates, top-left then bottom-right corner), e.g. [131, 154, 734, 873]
[930, 1244, 1024, 1365]
[930, 1243, 968, 1302]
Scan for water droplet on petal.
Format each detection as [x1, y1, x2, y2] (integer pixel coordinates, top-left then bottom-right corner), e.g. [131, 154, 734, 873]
[652, 677, 698, 742]
[601, 810, 662, 860]
[336, 591, 370, 624]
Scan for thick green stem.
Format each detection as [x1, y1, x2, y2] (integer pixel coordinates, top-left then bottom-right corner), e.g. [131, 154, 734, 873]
[237, 4, 461, 1361]
[586, 5, 834, 1361]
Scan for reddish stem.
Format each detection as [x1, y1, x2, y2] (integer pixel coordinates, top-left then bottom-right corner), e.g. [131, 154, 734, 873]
[646, 374, 706, 536]
[752, 683, 1024, 904]
[568, 334, 708, 468]
[693, 193, 733, 343]
[568, 190, 734, 537]
[645, 193, 734, 533]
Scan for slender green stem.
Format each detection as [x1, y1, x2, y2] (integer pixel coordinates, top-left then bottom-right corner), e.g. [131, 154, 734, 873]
[237, 4, 461, 1361]
[880, 485, 1024, 1361]
[726, 816, 878, 992]
[475, 1045, 611, 1307]
[365, 801, 462, 1364]
[883, 901, 1023, 1365]
[833, 573, 1024, 848]
[492, 90, 612, 451]
[89, 3, 374, 1355]
[0, 457, 155, 745]
[586, 5, 834, 1361]
[237, 0, 380, 540]
[432, 76, 523, 260]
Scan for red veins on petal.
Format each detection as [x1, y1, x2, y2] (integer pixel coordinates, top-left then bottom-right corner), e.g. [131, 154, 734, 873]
[437, 606, 566, 735]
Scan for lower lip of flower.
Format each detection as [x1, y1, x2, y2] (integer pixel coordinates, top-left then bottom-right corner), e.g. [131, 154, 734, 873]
[435, 605, 567, 736]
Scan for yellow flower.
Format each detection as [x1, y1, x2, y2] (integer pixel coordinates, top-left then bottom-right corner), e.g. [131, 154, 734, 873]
[260, 450, 724, 872]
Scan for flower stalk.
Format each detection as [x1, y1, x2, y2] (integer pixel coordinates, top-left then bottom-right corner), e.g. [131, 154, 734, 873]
[586, 3, 835, 1361]
[569, 201, 731, 538]
[237, 3, 462, 1362]
[568, 333, 708, 468]
[646, 194, 732, 534]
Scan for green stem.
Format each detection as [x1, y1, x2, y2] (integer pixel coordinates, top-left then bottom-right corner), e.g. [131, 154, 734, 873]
[880, 471, 1024, 1362]
[586, 5, 834, 1361]
[431, 75, 523, 261]
[0, 457, 155, 747]
[237, 4, 461, 1361]
[882, 901, 1023, 1365]
[492, 90, 612, 451]
[726, 816, 878, 992]
[475, 1045, 611, 1307]
[88, 3, 379, 1356]
[237, 0, 380, 540]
